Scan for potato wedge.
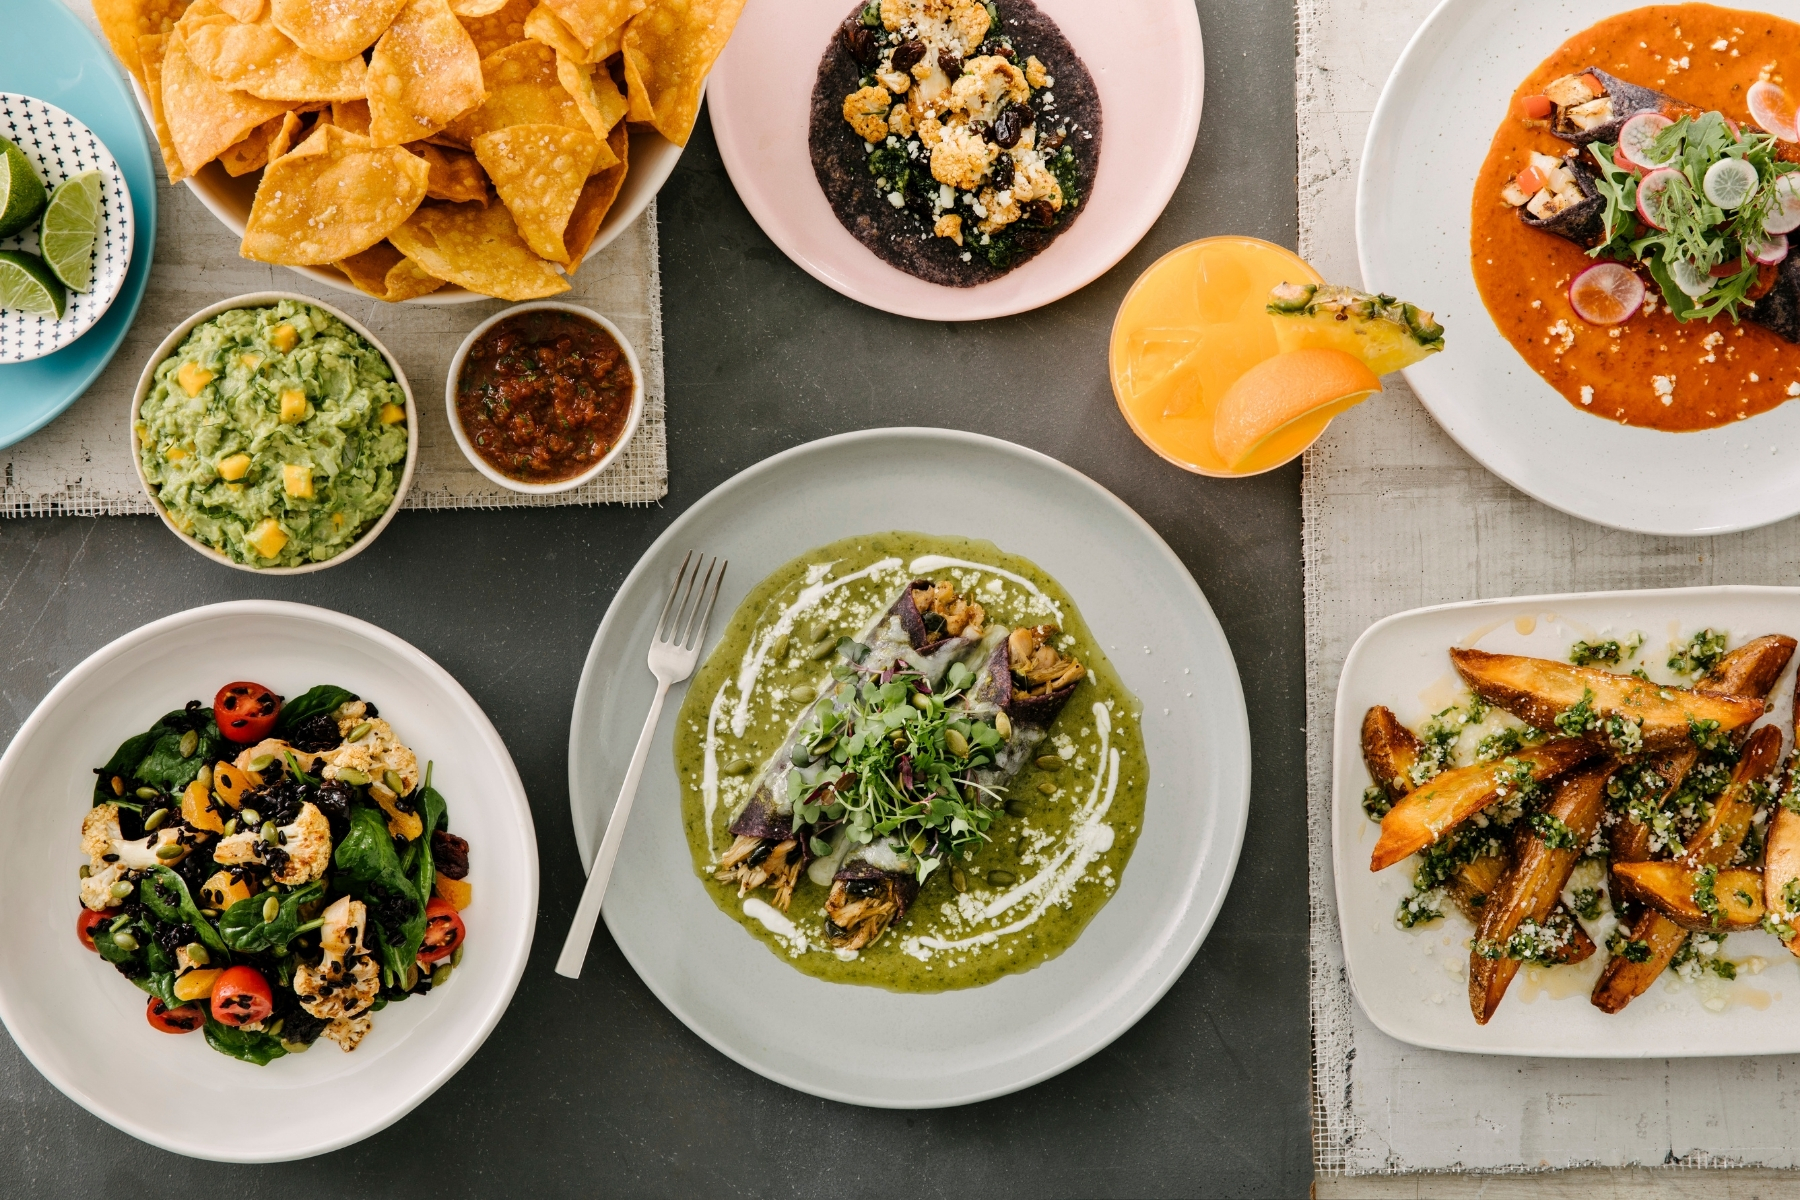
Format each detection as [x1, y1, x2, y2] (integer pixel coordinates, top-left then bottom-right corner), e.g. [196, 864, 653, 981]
[1605, 746, 1696, 867]
[1449, 647, 1765, 754]
[1360, 705, 1420, 801]
[1764, 806, 1800, 955]
[1696, 634, 1796, 700]
[1371, 740, 1597, 872]
[1468, 762, 1612, 1023]
[1611, 862, 1765, 931]
[1591, 909, 1692, 1013]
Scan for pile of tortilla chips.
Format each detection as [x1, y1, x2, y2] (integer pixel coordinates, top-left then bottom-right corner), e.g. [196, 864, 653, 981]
[96, 0, 745, 301]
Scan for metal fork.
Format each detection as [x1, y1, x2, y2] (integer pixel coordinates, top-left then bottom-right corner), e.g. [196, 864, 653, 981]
[555, 551, 725, 979]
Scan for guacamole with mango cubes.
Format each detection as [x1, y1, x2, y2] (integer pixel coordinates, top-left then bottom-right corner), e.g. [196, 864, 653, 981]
[137, 300, 409, 568]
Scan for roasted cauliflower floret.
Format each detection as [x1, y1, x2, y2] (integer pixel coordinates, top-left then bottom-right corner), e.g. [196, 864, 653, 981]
[1024, 54, 1050, 89]
[293, 896, 380, 1020]
[79, 804, 185, 910]
[317, 713, 419, 803]
[323, 1014, 374, 1052]
[945, 56, 1029, 122]
[879, 0, 989, 53]
[877, 66, 911, 94]
[1010, 154, 1063, 209]
[843, 86, 892, 142]
[889, 102, 916, 139]
[976, 185, 1022, 234]
[934, 212, 964, 245]
[930, 122, 997, 190]
[212, 801, 332, 885]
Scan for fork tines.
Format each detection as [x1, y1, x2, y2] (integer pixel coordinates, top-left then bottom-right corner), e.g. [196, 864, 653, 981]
[657, 551, 727, 649]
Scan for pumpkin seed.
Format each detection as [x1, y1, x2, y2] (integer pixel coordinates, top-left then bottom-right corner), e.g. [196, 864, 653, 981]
[951, 865, 968, 893]
[384, 769, 406, 796]
[263, 895, 280, 922]
[807, 638, 837, 661]
[280, 1038, 311, 1054]
[135, 787, 158, 801]
[111, 930, 139, 951]
[266, 1018, 284, 1037]
[995, 712, 1013, 739]
[451, 944, 465, 968]
[336, 767, 370, 786]
[790, 684, 817, 704]
[178, 730, 198, 758]
[347, 721, 373, 742]
[143, 808, 169, 832]
[200, 908, 219, 919]
[222, 818, 238, 836]
[185, 943, 210, 966]
[194, 764, 213, 791]
[1005, 799, 1030, 817]
[769, 634, 789, 660]
[986, 869, 1017, 888]
[239, 808, 261, 827]
[1038, 781, 1057, 795]
[261, 821, 277, 843]
[944, 729, 971, 758]
[810, 735, 838, 756]
[78, 864, 91, 879]
[911, 692, 931, 710]
[1035, 756, 1063, 771]
[431, 964, 453, 987]
[722, 757, 754, 775]
[247, 753, 276, 771]
[155, 841, 185, 861]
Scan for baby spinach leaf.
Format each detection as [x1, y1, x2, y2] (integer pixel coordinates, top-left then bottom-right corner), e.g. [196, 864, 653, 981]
[130, 971, 180, 1009]
[142, 867, 227, 953]
[335, 801, 426, 982]
[92, 706, 227, 802]
[277, 685, 355, 734]
[203, 1017, 287, 1066]
[218, 879, 325, 953]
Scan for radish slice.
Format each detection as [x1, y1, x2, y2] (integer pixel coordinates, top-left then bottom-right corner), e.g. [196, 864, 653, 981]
[1568, 263, 1645, 325]
[1636, 167, 1684, 229]
[1748, 230, 1790, 264]
[1669, 257, 1713, 297]
[1765, 174, 1800, 234]
[1749, 80, 1800, 141]
[1618, 112, 1674, 168]
[1704, 157, 1758, 208]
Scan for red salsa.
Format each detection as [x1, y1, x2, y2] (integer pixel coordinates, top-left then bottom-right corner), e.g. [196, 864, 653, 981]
[455, 310, 635, 483]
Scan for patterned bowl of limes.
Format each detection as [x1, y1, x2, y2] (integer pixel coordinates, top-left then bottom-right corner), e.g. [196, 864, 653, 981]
[0, 94, 134, 365]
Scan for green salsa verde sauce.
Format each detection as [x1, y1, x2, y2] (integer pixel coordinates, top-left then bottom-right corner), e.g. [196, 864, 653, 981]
[674, 532, 1148, 992]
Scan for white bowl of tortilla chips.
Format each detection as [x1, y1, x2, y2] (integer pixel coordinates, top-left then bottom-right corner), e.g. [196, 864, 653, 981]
[94, 0, 743, 303]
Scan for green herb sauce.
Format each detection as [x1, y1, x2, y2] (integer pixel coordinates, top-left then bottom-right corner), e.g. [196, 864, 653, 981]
[674, 532, 1148, 991]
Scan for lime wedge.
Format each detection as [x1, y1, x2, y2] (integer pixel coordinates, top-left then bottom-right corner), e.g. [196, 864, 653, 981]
[40, 170, 103, 293]
[0, 137, 48, 240]
[0, 250, 67, 319]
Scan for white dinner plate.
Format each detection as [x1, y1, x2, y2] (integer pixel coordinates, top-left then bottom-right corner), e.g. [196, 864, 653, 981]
[567, 428, 1250, 1106]
[1358, 0, 1800, 536]
[1335, 586, 1800, 1057]
[707, 0, 1203, 320]
[0, 601, 537, 1161]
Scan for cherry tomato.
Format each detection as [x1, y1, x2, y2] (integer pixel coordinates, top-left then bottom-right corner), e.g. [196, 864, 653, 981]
[214, 682, 282, 744]
[77, 907, 117, 952]
[146, 996, 205, 1034]
[209, 965, 274, 1027]
[418, 897, 466, 965]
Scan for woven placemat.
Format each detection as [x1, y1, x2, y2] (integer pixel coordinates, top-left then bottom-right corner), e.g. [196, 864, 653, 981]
[1, 42, 667, 516]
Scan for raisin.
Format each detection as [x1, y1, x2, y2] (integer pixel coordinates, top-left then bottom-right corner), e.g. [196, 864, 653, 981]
[992, 105, 1024, 148]
[1026, 199, 1057, 226]
[990, 151, 1015, 190]
[938, 48, 962, 82]
[891, 39, 926, 75]
[839, 18, 878, 66]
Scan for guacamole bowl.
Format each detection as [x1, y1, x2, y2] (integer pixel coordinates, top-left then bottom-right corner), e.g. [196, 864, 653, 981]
[130, 293, 418, 575]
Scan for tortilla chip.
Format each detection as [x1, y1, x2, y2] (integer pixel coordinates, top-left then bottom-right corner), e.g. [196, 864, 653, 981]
[408, 141, 490, 203]
[459, 0, 533, 57]
[524, 3, 603, 63]
[242, 124, 430, 263]
[561, 120, 626, 272]
[219, 110, 287, 174]
[332, 99, 373, 136]
[472, 122, 599, 261]
[620, 41, 653, 124]
[543, 0, 640, 50]
[216, 0, 266, 19]
[445, 40, 588, 142]
[621, 0, 743, 145]
[556, 54, 626, 158]
[367, 0, 487, 146]
[138, 35, 187, 181]
[96, 0, 192, 83]
[161, 27, 293, 175]
[336, 240, 448, 300]
[264, 109, 307, 162]
[448, 0, 509, 13]
[178, 0, 367, 101]
[388, 201, 570, 298]
[268, 0, 409, 60]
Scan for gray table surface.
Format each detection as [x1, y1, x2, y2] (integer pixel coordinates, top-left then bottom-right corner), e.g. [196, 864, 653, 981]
[0, 2, 1307, 1194]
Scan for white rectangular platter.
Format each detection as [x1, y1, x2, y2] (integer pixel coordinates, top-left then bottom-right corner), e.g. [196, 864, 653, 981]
[1333, 586, 1800, 1057]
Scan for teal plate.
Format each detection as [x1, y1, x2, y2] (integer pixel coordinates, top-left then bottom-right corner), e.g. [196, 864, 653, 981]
[0, 2, 155, 450]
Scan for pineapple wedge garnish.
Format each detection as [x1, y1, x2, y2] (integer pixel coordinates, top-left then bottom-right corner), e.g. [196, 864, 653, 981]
[1266, 283, 1445, 377]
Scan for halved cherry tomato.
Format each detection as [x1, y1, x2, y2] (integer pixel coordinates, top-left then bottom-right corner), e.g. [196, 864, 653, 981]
[209, 965, 274, 1027]
[418, 897, 466, 965]
[214, 682, 282, 744]
[146, 996, 205, 1034]
[1520, 94, 1553, 119]
[77, 907, 117, 952]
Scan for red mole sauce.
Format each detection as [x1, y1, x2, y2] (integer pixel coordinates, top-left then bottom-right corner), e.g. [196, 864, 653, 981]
[455, 309, 635, 482]
[1472, 4, 1800, 431]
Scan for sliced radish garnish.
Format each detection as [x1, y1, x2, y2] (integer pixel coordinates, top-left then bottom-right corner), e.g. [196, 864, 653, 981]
[1669, 257, 1714, 297]
[1704, 157, 1759, 208]
[1764, 174, 1800, 234]
[1618, 112, 1674, 169]
[1748, 231, 1790, 264]
[1568, 263, 1645, 325]
[1749, 80, 1800, 141]
[1636, 167, 1684, 229]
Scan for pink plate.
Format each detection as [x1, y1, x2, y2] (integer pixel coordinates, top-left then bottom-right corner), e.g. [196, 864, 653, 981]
[708, 0, 1203, 321]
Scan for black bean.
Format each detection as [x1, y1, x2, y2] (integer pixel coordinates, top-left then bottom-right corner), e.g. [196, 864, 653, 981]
[992, 105, 1024, 149]
[839, 18, 878, 65]
[891, 39, 926, 75]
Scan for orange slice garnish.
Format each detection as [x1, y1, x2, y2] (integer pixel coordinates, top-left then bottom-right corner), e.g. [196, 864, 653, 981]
[1211, 348, 1381, 470]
